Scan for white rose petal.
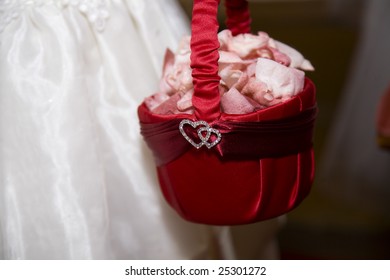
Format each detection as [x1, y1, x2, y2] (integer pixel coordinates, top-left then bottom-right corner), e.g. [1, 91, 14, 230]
[274, 40, 314, 71]
[255, 58, 305, 98]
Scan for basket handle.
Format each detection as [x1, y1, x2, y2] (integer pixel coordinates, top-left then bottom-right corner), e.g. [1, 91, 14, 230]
[190, 0, 250, 121]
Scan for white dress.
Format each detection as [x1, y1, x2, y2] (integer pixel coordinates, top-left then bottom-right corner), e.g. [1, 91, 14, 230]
[0, 0, 216, 259]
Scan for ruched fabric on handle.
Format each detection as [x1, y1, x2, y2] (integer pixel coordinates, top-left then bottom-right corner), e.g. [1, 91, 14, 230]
[225, 0, 251, 35]
[190, 0, 250, 121]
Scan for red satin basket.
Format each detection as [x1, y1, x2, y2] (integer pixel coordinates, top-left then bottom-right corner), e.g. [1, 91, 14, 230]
[138, 0, 317, 225]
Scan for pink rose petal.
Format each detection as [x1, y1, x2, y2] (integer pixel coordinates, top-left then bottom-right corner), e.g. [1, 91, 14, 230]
[221, 87, 260, 114]
[268, 47, 291, 66]
[177, 89, 193, 112]
[246, 62, 257, 77]
[218, 30, 233, 51]
[228, 33, 269, 58]
[149, 31, 314, 114]
[153, 92, 184, 115]
[241, 77, 272, 106]
[274, 40, 314, 71]
[255, 58, 305, 98]
[145, 92, 170, 111]
[165, 56, 192, 93]
[219, 51, 244, 64]
[177, 36, 191, 55]
[159, 49, 176, 95]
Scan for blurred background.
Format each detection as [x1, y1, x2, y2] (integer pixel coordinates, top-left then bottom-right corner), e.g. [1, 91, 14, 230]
[179, 0, 390, 259]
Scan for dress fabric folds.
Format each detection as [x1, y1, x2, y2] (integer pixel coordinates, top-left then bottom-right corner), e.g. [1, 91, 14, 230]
[0, 0, 214, 259]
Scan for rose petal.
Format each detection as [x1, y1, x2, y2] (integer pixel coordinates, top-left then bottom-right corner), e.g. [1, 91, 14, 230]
[218, 30, 233, 50]
[152, 31, 314, 115]
[274, 40, 314, 71]
[153, 91, 184, 115]
[219, 65, 241, 86]
[165, 60, 192, 93]
[241, 77, 272, 106]
[177, 36, 191, 55]
[246, 62, 257, 77]
[228, 33, 269, 58]
[145, 92, 170, 111]
[221, 87, 260, 114]
[256, 48, 274, 60]
[257, 31, 271, 44]
[268, 47, 291, 66]
[255, 58, 305, 98]
[177, 89, 193, 111]
[159, 49, 176, 95]
[219, 51, 244, 64]
[174, 52, 191, 65]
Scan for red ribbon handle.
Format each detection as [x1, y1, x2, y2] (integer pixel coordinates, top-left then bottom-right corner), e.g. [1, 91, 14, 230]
[190, 0, 250, 122]
[225, 0, 251, 35]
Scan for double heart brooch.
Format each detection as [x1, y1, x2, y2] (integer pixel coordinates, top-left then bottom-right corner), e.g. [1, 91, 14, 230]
[179, 119, 222, 149]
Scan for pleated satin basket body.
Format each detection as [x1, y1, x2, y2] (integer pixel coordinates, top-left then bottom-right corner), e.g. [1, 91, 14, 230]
[138, 0, 317, 225]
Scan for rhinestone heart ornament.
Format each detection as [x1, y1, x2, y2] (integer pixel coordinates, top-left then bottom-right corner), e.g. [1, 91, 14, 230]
[179, 119, 222, 149]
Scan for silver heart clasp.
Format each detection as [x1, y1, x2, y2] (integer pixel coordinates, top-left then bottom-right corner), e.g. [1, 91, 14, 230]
[179, 119, 222, 149]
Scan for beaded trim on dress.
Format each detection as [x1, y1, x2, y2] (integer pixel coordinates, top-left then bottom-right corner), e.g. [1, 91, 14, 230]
[0, 0, 110, 33]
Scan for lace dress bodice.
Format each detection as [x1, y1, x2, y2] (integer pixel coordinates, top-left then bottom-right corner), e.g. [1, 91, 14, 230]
[0, 0, 110, 32]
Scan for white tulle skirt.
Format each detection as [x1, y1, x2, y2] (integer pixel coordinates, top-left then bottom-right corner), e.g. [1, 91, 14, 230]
[0, 0, 217, 259]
